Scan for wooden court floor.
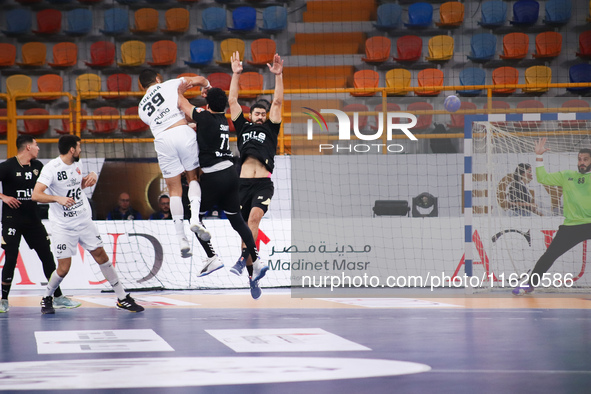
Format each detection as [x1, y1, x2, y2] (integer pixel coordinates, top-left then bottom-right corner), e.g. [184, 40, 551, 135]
[0, 289, 590, 393]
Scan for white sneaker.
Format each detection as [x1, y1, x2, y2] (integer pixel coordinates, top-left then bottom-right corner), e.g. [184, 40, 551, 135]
[0, 299, 8, 313]
[252, 258, 269, 281]
[54, 295, 81, 309]
[199, 255, 224, 277]
[190, 221, 211, 242]
[180, 237, 192, 258]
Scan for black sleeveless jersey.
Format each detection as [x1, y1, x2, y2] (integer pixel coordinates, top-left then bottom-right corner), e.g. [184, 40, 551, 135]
[233, 112, 281, 173]
[0, 157, 44, 223]
[191, 108, 233, 168]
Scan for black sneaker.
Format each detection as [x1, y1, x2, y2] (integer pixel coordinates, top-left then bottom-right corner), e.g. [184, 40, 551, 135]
[40, 296, 55, 314]
[116, 294, 144, 312]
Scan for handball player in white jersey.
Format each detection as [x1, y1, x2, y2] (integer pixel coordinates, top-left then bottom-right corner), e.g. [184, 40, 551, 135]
[32, 135, 143, 313]
[138, 69, 211, 257]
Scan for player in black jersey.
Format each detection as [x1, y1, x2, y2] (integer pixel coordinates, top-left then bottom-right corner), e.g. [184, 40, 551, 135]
[227, 51, 284, 291]
[0, 136, 80, 313]
[177, 86, 264, 297]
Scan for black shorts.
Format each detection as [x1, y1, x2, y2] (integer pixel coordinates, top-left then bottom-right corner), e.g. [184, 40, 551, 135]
[1, 220, 50, 251]
[200, 166, 242, 215]
[239, 178, 274, 221]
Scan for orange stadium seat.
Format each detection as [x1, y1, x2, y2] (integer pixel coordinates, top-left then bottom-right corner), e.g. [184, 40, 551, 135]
[385, 68, 411, 96]
[436, 1, 464, 27]
[350, 70, 379, 97]
[48, 42, 78, 68]
[393, 35, 422, 62]
[238, 72, 263, 99]
[492, 67, 519, 94]
[361, 36, 391, 63]
[130, 8, 159, 33]
[415, 68, 444, 96]
[36, 74, 63, 101]
[448, 101, 477, 129]
[33, 9, 62, 34]
[208, 73, 232, 91]
[406, 102, 433, 130]
[148, 40, 177, 66]
[247, 38, 276, 66]
[162, 8, 189, 33]
[6, 75, 33, 100]
[576, 30, 591, 58]
[20, 108, 50, 135]
[92, 107, 119, 134]
[532, 31, 562, 58]
[85, 41, 116, 67]
[499, 32, 529, 60]
[17, 42, 47, 67]
[122, 107, 149, 133]
[56, 108, 88, 135]
[0, 44, 17, 66]
[105, 73, 132, 100]
[372, 103, 401, 130]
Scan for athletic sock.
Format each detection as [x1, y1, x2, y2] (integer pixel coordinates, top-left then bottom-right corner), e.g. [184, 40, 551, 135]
[99, 261, 127, 300]
[197, 237, 216, 258]
[170, 196, 186, 239]
[1, 283, 11, 300]
[188, 180, 202, 223]
[247, 265, 254, 277]
[44, 272, 64, 297]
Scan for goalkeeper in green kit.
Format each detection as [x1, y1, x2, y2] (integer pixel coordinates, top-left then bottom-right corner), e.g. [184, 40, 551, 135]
[513, 138, 591, 295]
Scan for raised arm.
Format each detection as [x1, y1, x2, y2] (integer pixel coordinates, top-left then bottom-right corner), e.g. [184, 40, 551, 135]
[267, 54, 284, 123]
[228, 51, 243, 119]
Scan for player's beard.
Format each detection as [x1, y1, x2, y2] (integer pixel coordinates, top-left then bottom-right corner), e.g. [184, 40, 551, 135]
[73, 154, 80, 162]
[579, 164, 591, 174]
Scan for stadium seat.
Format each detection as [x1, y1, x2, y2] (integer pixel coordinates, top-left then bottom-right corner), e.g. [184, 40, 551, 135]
[560, 100, 589, 128]
[104, 73, 132, 100]
[227, 106, 250, 133]
[76, 73, 102, 100]
[177, 73, 202, 94]
[404, 2, 433, 28]
[436, 1, 464, 27]
[361, 36, 391, 64]
[393, 35, 422, 62]
[448, 101, 477, 129]
[260, 6, 287, 34]
[16, 42, 47, 67]
[492, 67, 519, 94]
[342, 104, 369, 131]
[499, 33, 529, 60]
[374, 3, 402, 30]
[6, 75, 32, 100]
[466, 33, 496, 62]
[0, 44, 17, 67]
[130, 8, 159, 33]
[510, 0, 539, 26]
[64, 9, 93, 35]
[415, 68, 443, 96]
[216, 39, 245, 65]
[36, 74, 63, 101]
[478, 0, 507, 27]
[148, 40, 177, 66]
[229, 6, 257, 32]
[118, 41, 146, 67]
[0, 109, 7, 135]
[247, 38, 276, 66]
[372, 103, 401, 130]
[207, 72, 232, 91]
[523, 65, 551, 93]
[56, 108, 88, 135]
[238, 72, 263, 99]
[576, 31, 591, 58]
[350, 70, 379, 97]
[543, 0, 571, 25]
[532, 32, 562, 58]
[100, 8, 129, 35]
[85, 41, 116, 67]
[515, 100, 544, 128]
[2, 9, 32, 36]
[425, 35, 454, 62]
[567, 63, 591, 94]
[162, 8, 189, 33]
[198, 7, 226, 35]
[20, 108, 49, 135]
[48, 42, 78, 68]
[185, 39, 214, 67]
[92, 107, 119, 134]
[33, 9, 62, 35]
[122, 107, 149, 133]
[406, 102, 433, 130]
[458, 68, 486, 96]
[385, 68, 411, 96]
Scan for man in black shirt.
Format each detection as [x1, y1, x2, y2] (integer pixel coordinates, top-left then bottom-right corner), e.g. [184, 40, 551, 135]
[177, 86, 263, 297]
[106, 192, 143, 220]
[0, 136, 80, 312]
[227, 51, 283, 290]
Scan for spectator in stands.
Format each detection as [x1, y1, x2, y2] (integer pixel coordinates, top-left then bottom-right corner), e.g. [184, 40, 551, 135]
[107, 192, 143, 220]
[507, 163, 542, 216]
[150, 194, 172, 220]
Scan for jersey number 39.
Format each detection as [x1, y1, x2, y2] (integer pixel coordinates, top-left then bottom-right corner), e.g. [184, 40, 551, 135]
[143, 93, 165, 117]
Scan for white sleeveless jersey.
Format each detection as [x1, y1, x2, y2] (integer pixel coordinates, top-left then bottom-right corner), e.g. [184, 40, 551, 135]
[138, 78, 186, 138]
[37, 157, 92, 228]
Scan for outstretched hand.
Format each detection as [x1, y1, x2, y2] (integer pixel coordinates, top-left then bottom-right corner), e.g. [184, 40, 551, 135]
[267, 53, 283, 75]
[231, 51, 243, 74]
[534, 138, 550, 156]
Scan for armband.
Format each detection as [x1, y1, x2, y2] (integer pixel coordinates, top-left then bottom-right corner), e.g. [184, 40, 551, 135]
[536, 155, 543, 159]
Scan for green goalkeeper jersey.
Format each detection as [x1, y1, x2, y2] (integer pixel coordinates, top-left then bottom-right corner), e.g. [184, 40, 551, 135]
[536, 166, 591, 226]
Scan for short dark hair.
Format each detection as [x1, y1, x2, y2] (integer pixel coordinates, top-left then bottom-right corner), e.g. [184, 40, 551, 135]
[158, 194, 170, 202]
[139, 69, 159, 89]
[16, 135, 35, 151]
[205, 88, 228, 112]
[250, 101, 268, 114]
[513, 163, 531, 181]
[579, 148, 591, 157]
[58, 135, 81, 155]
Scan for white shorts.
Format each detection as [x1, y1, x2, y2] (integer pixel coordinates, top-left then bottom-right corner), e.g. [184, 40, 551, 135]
[51, 220, 104, 259]
[154, 125, 200, 178]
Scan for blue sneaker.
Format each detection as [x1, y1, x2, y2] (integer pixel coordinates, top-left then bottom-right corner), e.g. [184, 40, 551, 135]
[230, 257, 246, 276]
[512, 284, 534, 296]
[249, 277, 261, 300]
[252, 258, 269, 282]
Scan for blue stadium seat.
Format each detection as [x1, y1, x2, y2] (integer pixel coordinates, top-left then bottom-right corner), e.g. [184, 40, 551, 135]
[1, 9, 31, 36]
[404, 2, 433, 28]
[458, 68, 486, 96]
[466, 33, 496, 62]
[198, 7, 226, 35]
[478, 1, 507, 27]
[374, 3, 402, 30]
[260, 6, 287, 34]
[64, 9, 92, 36]
[567, 63, 591, 94]
[229, 6, 257, 32]
[184, 39, 214, 67]
[510, 0, 539, 26]
[100, 9, 129, 35]
[543, 0, 571, 26]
